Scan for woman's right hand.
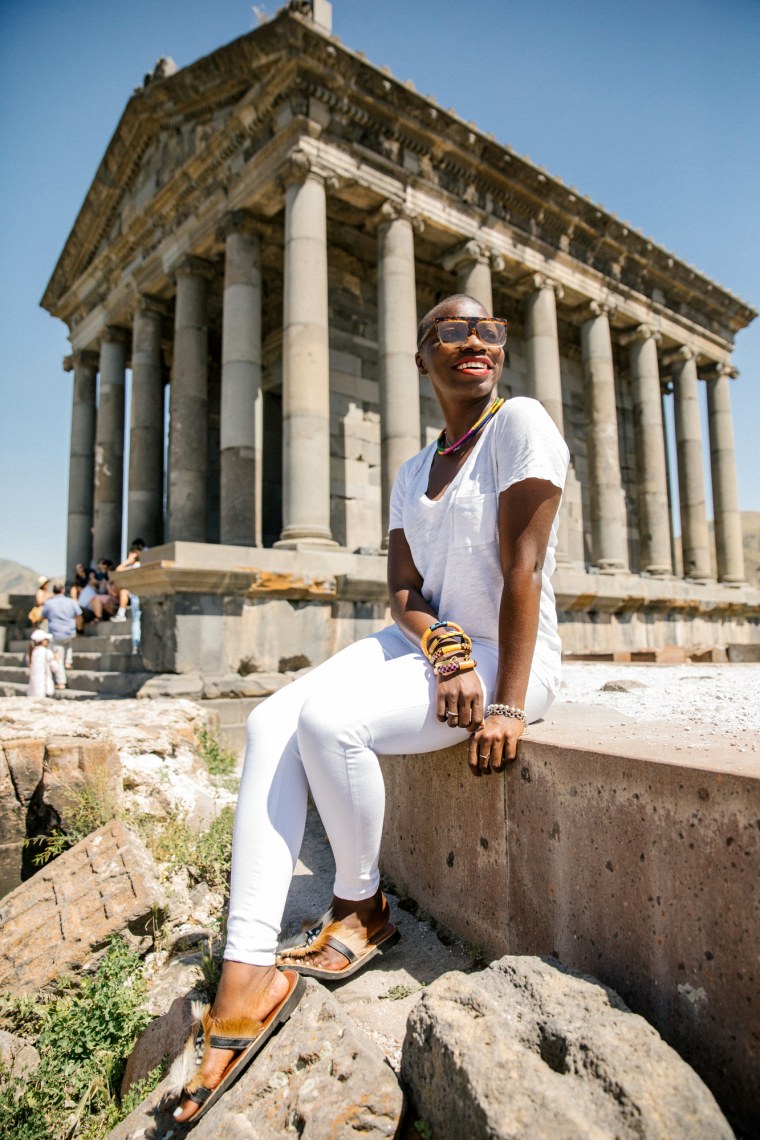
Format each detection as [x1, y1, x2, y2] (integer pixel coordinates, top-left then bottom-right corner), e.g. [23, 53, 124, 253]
[435, 669, 484, 733]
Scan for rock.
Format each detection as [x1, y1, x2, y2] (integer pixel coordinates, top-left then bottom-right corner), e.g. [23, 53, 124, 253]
[122, 994, 199, 1098]
[402, 955, 732, 1140]
[726, 643, 760, 662]
[0, 1029, 40, 1081]
[0, 739, 45, 895]
[137, 674, 205, 699]
[108, 978, 404, 1139]
[201, 672, 287, 700]
[0, 819, 166, 992]
[600, 679, 647, 692]
[40, 735, 122, 830]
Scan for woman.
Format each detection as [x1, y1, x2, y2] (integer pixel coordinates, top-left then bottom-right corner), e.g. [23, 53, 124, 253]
[174, 293, 569, 1122]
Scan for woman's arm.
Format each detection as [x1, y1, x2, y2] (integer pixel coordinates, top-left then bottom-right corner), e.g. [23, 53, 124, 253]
[468, 477, 561, 775]
[387, 529, 485, 731]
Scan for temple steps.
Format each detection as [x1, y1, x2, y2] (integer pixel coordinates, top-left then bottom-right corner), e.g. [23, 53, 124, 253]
[1, 622, 154, 699]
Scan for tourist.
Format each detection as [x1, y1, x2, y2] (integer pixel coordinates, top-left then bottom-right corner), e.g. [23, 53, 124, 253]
[41, 582, 82, 681]
[173, 294, 569, 1122]
[115, 539, 145, 651]
[27, 629, 65, 698]
[69, 563, 89, 600]
[27, 576, 52, 628]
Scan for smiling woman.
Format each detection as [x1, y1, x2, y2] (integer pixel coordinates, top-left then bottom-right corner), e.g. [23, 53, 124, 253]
[173, 293, 570, 1124]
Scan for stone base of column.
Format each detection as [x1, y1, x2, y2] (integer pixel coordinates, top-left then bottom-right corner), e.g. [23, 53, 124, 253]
[642, 564, 673, 577]
[718, 575, 746, 587]
[274, 531, 340, 551]
[596, 560, 627, 574]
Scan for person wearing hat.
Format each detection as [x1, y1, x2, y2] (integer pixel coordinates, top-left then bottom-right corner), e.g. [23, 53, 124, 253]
[27, 629, 65, 698]
[28, 576, 53, 628]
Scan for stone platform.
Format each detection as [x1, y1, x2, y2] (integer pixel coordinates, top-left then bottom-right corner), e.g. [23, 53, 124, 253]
[378, 702, 759, 1137]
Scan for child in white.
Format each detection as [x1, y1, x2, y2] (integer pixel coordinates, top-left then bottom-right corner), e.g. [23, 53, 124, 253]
[27, 630, 64, 698]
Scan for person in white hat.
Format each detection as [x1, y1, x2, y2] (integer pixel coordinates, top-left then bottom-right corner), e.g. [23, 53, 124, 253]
[27, 629, 65, 698]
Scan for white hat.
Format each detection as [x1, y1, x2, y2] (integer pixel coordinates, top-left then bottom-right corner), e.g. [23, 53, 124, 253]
[37, 575, 50, 587]
[31, 629, 50, 643]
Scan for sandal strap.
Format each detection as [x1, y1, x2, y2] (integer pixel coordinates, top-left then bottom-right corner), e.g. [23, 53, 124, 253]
[323, 934, 357, 963]
[185, 1085, 212, 1106]
[209, 1033, 259, 1049]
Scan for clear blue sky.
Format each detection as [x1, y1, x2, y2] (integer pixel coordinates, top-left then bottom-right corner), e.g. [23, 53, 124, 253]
[1, 0, 758, 576]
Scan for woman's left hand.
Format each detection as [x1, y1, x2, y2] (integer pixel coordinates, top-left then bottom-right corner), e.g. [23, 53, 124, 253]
[467, 712, 525, 776]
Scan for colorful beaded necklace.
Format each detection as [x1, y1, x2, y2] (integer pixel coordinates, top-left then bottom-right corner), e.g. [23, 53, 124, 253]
[435, 396, 505, 456]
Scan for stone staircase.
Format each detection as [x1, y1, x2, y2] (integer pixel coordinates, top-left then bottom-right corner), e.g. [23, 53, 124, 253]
[0, 624, 155, 699]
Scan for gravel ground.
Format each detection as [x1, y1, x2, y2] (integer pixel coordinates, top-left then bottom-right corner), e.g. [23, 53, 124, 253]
[558, 661, 760, 735]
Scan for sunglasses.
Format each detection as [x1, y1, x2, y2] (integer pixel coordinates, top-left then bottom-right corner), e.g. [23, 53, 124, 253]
[420, 316, 508, 349]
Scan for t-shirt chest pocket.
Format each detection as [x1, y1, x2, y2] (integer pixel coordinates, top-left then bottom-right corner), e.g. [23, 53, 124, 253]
[453, 493, 498, 549]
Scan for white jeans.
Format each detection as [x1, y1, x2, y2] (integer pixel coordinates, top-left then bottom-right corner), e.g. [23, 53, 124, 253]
[224, 625, 554, 965]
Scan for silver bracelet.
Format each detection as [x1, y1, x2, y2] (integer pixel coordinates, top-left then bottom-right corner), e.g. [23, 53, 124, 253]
[486, 703, 528, 728]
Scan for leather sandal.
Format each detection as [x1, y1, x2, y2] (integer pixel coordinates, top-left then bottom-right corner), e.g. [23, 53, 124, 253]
[173, 970, 304, 1125]
[276, 909, 400, 980]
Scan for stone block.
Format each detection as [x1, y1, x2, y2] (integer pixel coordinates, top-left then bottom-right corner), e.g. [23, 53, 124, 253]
[109, 979, 404, 1138]
[41, 736, 122, 829]
[0, 819, 166, 992]
[689, 646, 729, 663]
[2, 738, 45, 805]
[137, 673, 205, 699]
[726, 642, 760, 662]
[201, 672, 287, 700]
[402, 956, 732, 1139]
[630, 646, 689, 663]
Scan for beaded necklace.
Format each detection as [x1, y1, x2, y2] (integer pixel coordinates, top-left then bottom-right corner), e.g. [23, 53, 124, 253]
[435, 396, 505, 456]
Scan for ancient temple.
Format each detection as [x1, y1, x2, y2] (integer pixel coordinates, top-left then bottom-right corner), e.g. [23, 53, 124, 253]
[42, 0, 759, 672]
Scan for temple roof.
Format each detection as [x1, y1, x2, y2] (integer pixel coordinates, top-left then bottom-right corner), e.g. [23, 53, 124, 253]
[41, 7, 756, 343]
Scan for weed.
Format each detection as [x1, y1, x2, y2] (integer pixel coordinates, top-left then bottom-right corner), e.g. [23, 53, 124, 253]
[414, 1121, 434, 1140]
[135, 804, 235, 898]
[24, 773, 119, 866]
[379, 984, 417, 1001]
[199, 936, 223, 999]
[196, 725, 237, 778]
[0, 937, 162, 1138]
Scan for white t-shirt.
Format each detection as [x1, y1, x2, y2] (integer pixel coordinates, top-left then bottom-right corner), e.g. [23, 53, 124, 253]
[388, 397, 570, 693]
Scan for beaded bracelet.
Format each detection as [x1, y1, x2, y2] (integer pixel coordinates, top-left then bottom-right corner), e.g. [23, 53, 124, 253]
[486, 703, 529, 728]
[434, 658, 477, 678]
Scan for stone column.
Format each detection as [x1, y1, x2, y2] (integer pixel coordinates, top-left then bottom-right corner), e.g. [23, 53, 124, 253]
[378, 202, 421, 540]
[671, 347, 711, 580]
[622, 325, 672, 575]
[64, 350, 98, 574]
[524, 275, 571, 562]
[128, 298, 165, 547]
[220, 213, 262, 547]
[443, 239, 502, 312]
[93, 328, 127, 562]
[278, 153, 335, 545]
[580, 302, 628, 571]
[706, 363, 744, 583]
[167, 258, 212, 543]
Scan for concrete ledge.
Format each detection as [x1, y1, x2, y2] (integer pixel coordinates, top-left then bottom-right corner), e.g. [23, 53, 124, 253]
[379, 704, 760, 1134]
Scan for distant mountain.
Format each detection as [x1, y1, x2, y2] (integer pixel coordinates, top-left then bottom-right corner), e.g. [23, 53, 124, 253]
[0, 559, 46, 594]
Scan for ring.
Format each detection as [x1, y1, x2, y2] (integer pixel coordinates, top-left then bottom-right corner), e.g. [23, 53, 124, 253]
[478, 753, 489, 761]
[447, 710, 458, 718]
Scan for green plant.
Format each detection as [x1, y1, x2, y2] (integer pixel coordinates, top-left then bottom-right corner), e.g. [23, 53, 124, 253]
[414, 1121, 434, 1140]
[196, 725, 238, 778]
[25, 773, 119, 866]
[135, 804, 235, 898]
[379, 984, 417, 1001]
[0, 937, 161, 1138]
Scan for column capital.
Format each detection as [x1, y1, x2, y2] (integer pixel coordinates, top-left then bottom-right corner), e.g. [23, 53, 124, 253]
[217, 209, 266, 242]
[65, 349, 100, 372]
[442, 238, 503, 275]
[585, 298, 617, 321]
[281, 147, 317, 188]
[701, 360, 738, 381]
[619, 323, 662, 347]
[514, 271, 564, 301]
[173, 255, 215, 282]
[661, 344, 696, 368]
[376, 198, 424, 233]
[131, 293, 170, 320]
[99, 325, 130, 349]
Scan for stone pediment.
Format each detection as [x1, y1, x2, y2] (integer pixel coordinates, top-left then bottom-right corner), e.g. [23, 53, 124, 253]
[42, 6, 756, 342]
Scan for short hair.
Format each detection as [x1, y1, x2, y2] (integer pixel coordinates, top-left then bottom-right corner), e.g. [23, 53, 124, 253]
[52, 581, 64, 594]
[416, 293, 487, 348]
[129, 538, 146, 551]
